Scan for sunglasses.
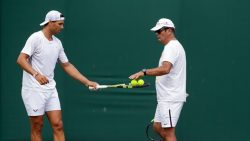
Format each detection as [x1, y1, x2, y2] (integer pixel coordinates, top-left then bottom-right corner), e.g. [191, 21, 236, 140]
[155, 27, 168, 34]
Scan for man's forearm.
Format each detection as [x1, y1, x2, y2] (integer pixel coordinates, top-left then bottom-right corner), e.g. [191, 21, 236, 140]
[61, 62, 90, 85]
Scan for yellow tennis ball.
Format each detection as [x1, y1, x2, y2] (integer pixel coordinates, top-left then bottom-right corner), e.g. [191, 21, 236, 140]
[138, 79, 144, 86]
[130, 79, 138, 86]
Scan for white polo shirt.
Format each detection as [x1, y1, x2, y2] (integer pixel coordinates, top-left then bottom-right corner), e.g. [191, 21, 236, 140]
[21, 31, 68, 90]
[155, 40, 187, 102]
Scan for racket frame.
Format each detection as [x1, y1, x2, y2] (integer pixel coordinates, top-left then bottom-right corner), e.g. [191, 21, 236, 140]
[89, 83, 150, 90]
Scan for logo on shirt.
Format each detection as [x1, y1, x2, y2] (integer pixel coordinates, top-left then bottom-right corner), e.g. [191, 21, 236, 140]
[33, 109, 38, 112]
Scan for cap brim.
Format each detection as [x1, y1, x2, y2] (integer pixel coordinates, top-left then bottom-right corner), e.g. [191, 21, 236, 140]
[40, 21, 49, 26]
[150, 25, 163, 31]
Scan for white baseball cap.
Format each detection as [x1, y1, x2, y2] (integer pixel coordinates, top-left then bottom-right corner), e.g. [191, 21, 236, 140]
[40, 10, 65, 26]
[150, 18, 175, 31]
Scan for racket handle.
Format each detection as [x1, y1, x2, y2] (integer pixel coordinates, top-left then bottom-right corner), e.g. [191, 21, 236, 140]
[89, 86, 95, 90]
[89, 85, 108, 90]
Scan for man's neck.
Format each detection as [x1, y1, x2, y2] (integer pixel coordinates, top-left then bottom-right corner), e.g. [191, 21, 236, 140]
[42, 28, 53, 41]
[164, 36, 176, 45]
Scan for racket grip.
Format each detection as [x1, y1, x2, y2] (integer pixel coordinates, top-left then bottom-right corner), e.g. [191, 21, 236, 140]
[89, 85, 107, 90]
[89, 86, 95, 90]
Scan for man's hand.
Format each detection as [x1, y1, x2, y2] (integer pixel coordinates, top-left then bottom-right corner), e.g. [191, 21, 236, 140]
[129, 71, 144, 80]
[35, 74, 49, 85]
[86, 81, 99, 90]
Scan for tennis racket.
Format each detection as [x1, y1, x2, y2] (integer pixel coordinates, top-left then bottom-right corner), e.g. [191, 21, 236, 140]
[89, 83, 150, 90]
[146, 119, 163, 141]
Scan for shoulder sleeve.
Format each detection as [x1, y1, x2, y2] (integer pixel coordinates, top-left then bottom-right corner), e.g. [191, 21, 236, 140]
[21, 33, 40, 56]
[161, 42, 179, 65]
[57, 40, 69, 63]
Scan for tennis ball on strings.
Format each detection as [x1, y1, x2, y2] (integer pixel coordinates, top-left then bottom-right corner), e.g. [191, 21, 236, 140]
[138, 79, 144, 86]
[130, 79, 138, 86]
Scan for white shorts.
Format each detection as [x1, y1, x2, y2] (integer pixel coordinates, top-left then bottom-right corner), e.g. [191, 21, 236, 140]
[154, 101, 184, 128]
[22, 88, 61, 116]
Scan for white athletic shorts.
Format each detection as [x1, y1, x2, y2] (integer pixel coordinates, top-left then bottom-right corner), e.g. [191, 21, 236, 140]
[154, 101, 184, 128]
[21, 88, 61, 116]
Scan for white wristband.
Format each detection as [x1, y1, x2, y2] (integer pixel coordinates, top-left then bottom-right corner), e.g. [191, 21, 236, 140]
[33, 72, 38, 78]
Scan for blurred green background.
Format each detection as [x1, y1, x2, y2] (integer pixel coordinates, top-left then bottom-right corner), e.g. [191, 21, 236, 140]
[1, 0, 250, 140]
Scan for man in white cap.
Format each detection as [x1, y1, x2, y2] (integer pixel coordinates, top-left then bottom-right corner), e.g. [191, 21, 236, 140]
[17, 10, 98, 141]
[129, 18, 187, 141]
